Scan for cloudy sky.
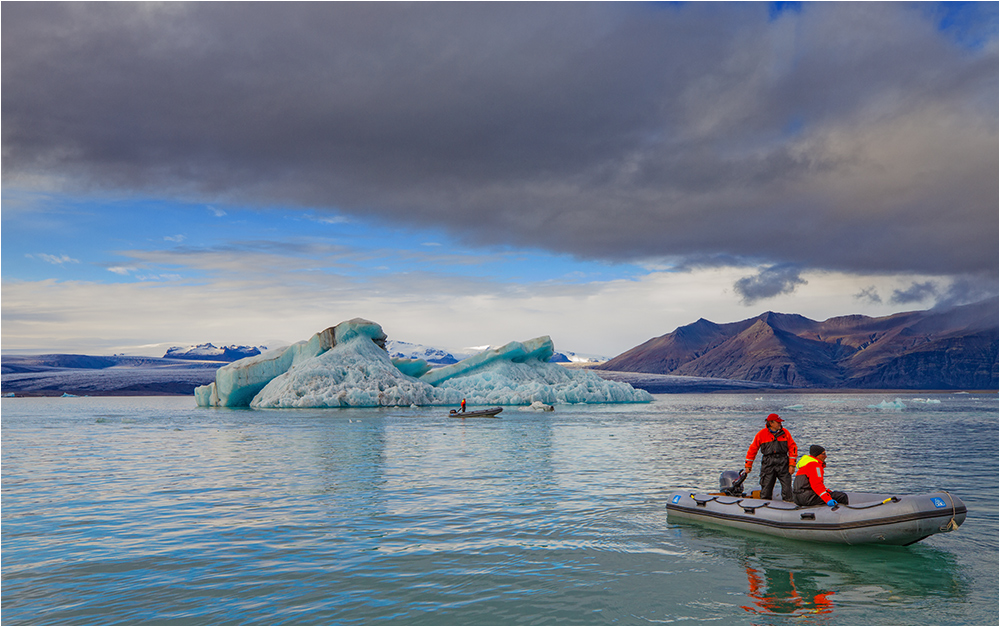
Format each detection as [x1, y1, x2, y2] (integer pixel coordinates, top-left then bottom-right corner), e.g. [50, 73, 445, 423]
[2, 2, 997, 357]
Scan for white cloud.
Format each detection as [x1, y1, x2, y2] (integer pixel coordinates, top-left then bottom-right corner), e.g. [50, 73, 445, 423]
[307, 214, 351, 225]
[1, 262, 976, 357]
[28, 253, 79, 265]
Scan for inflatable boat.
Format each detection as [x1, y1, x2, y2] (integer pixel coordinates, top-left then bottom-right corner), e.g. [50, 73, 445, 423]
[666, 473, 966, 546]
[449, 407, 503, 418]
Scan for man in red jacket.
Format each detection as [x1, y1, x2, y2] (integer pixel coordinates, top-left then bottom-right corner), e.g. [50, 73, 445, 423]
[745, 413, 797, 501]
[793, 445, 850, 507]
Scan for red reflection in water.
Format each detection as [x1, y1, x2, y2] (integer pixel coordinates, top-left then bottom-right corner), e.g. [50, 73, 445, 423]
[740, 564, 835, 617]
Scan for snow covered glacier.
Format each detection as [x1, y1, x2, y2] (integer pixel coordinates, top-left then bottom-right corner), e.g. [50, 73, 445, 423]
[195, 318, 651, 408]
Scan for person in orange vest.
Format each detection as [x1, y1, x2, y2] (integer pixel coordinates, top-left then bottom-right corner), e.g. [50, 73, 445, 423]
[745, 413, 797, 501]
[793, 445, 850, 507]
[460, 398, 466, 413]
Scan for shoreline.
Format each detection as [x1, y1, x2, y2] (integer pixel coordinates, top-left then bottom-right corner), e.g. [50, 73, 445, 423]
[5, 388, 996, 399]
[4, 360, 996, 398]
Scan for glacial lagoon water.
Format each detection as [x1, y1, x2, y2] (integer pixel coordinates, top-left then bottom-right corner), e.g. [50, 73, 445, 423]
[2, 393, 997, 625]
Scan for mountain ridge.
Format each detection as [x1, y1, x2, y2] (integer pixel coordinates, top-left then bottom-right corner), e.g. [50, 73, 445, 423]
[596, 298, 999, 390]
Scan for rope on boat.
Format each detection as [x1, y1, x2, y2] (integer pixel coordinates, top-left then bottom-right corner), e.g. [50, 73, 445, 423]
[840, 496, 900, 510]
[939, 491, 960, 532]
[689, 493, 903, 511]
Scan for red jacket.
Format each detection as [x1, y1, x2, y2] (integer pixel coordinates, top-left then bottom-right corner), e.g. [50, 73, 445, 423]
[745, 427, 798, 468]
[794, 455, 832, 502]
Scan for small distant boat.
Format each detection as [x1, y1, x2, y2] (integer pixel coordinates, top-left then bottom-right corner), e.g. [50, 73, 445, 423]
[449, 407, 503, 418]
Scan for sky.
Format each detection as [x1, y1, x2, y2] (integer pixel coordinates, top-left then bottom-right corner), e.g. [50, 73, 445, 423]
[2, 1, 998, 358]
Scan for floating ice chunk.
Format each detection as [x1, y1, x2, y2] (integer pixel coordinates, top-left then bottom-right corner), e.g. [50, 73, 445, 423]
[391, 357, 432, 378]
[334, 318, 387, 346]
[196, 318, 383, 407]
[251, 332, 443, 408]
[419, 336, 556, 386]
[528, 401, 555, 411]
[434, 355, 651, 405]
[868, 398, 907, 410]
[196, 327, 335, 407]
[196, 320, 651, 408]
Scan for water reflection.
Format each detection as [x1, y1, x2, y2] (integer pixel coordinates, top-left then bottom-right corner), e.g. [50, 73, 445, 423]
[740, 563, 834, 618]
[673, 521, 968, 619]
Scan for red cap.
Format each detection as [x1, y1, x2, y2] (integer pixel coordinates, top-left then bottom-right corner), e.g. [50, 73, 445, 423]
[766, 413, 782, 423]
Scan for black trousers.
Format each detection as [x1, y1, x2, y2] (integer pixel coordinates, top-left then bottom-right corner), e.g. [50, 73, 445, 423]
[760, 466, 793, 501]
[793, 489, 850, 507]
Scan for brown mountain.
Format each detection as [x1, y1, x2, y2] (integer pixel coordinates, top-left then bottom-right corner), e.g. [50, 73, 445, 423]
[597, 298, 999, 389]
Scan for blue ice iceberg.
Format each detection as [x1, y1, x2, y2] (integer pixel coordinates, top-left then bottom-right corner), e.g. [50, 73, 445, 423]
[868, 398, 907, 410]
[195, 319, 651, 408]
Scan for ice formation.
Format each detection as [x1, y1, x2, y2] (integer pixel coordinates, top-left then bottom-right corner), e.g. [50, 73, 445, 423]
[868, 398, 907, 410]
[195, 319, 651, 408]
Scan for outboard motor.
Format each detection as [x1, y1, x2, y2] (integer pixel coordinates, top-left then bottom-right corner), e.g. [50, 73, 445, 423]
[719, 469, 748, 497]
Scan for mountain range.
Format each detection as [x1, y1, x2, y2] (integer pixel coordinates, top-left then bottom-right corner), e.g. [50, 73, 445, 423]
[596, 298, 999, 390]
[4, 300, 996, 396]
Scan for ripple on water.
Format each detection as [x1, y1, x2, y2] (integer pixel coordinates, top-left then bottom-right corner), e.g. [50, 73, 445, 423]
[1, 394, 997, 625]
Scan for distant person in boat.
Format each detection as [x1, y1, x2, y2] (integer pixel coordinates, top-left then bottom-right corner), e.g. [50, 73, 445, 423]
[793, 445, 850, 507]
[461, 398, 466, 413]
[744, 413, 797, 501]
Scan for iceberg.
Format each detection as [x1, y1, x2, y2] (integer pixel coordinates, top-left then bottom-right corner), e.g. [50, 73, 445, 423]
[196, 319, 651, 408]
[251, 333, 442, 408]
[868, 398, 907, 410]
[419, 336, 557, 386]
[196, 322, 353, 407]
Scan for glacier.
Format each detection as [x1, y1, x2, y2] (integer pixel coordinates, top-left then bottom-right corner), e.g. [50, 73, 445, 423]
[164, 343, 264, 361]
[195, 319, 651, 408]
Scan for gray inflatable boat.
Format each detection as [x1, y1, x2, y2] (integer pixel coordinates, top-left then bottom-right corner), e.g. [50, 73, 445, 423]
[666, 473, 966, 545]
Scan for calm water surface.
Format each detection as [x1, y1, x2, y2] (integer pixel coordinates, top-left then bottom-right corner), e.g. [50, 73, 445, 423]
[2, 393, 997, 625]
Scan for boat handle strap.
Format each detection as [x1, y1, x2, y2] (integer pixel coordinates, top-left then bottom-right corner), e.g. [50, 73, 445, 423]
[837, 496, 900, 510]
[940, 491, 959, 532]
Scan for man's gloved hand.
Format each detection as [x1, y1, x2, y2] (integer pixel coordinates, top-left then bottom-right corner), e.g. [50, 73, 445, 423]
[744, 463, 752, 473]
[826, 499, 838, 508]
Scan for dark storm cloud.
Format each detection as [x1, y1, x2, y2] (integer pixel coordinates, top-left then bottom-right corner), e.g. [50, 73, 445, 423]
[889, 276, 997, 308]
[733, 264, 807, 305]
[854, 286, 883, 305]
[3, 2, 997, 278]
[891, 281, 939, 304]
